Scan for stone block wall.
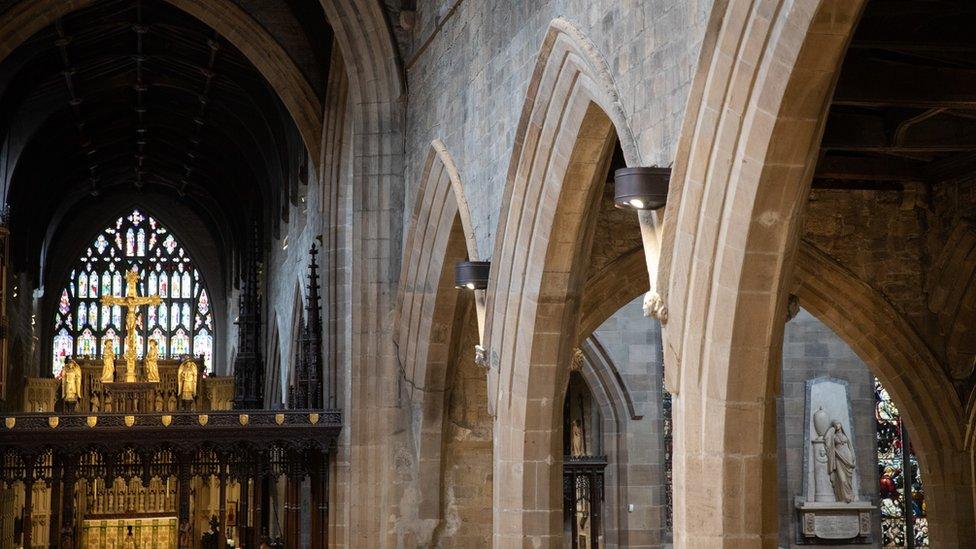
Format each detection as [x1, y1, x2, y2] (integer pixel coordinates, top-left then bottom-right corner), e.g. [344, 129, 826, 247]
[590, 295, 668, 547]
[401, 0, 712, 257]
[778, 308, 879, 548]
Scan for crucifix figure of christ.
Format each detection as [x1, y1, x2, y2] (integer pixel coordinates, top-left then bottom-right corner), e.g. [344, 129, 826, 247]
[101, 269, 162, 382]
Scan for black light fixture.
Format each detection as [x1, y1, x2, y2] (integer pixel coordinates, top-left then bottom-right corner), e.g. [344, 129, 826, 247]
[455, 260, 490, 290]
[613, 167, 671, 210]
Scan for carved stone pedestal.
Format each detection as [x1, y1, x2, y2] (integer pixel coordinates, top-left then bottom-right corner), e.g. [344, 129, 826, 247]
[795, 499, 873, 544]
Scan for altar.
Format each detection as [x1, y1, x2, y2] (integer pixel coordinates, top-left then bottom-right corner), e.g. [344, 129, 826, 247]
[81, 516, 177, 548]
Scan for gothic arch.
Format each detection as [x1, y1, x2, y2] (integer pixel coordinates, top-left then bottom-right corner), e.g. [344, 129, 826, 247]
[793, 241, 973, 544]
[0, 0, 323, 164]
[483, 17, 640, 545]
[394, 140, 479, 531]
[655, 0, 975, 546]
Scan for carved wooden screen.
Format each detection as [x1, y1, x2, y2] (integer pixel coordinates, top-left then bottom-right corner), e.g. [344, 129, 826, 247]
[51, 208, 215, 375]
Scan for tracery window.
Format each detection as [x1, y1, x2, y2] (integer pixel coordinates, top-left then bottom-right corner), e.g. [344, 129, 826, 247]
[51, 208, 215, 375]
[876, 378, 927, 547]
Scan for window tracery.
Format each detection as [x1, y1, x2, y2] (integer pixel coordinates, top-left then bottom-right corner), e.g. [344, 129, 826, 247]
[51, 208, 215, 375]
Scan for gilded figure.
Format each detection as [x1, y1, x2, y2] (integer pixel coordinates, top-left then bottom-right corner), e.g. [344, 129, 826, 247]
[178, 357, 198, 402]
[101, 339, 116, 383]
[146, 339, 160, 382]
[62, 358, 82, 402]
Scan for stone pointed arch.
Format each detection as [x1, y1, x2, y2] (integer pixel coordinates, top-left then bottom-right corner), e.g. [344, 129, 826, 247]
[394, 140, 480, 532]
[483, 17, 641, 546]
[0, 0, 323, 165]
[655, 0, 866, 545]
[793, 241, 973, 545]
[655, 0, 976, 546]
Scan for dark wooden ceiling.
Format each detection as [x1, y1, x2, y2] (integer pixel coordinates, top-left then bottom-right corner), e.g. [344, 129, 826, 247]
[814, 0, 976, 190]
[0, 0, 328, 277]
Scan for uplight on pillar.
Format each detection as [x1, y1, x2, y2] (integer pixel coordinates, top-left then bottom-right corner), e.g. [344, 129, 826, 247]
[455, 261, 490, 290]
[613, 167, 671, 210]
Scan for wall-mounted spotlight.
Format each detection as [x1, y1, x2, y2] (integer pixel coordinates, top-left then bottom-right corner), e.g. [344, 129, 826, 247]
[455, 261, 490, 290]
[613, 167, 671, 210]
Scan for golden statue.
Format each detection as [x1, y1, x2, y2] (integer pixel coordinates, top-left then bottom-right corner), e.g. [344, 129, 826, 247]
[146, 339, 161, 382]
[101, 269, 161, 382]
[62, 358, 82, 402]
[101, 339, 116, 383]
[177, 358, 198, 402]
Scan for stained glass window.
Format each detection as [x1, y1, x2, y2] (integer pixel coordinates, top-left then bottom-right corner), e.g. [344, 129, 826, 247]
[51, 208, 215, 375]
[876, 377, 928, 547]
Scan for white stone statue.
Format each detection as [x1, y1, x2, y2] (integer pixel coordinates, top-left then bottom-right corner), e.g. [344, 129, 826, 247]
[571, 419, 585, 456]
[825, 420, 856, 503]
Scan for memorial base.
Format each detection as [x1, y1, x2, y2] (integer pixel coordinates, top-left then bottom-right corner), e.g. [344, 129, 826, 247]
[795, 499, 873, 544]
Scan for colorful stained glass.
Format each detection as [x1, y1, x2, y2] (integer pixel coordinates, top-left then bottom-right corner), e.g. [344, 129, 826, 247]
[126, 228, 135, 256]
[876, 378, 928, 547]
[198, 290, 209, 315]
[193, 331, 212, 371]
[52, 330, 73, 377]
[94, 234, 109, 254]
[78, 272, 88, 298]
[172, 330, 189, 356]
[77, 303, 87, 330]
[50, 208, 216, 374]
[137, 228, 146, 256]
[171, 271, 181, 299]
[181, 271, 192, 298]
[59, 290, 71, 315]
[78, 329, 96, 357]
[163, 234, 177, 254]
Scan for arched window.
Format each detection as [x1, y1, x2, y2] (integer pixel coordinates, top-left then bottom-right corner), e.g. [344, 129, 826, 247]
[51, 208, 215, 375]
[876, 377, 928, 547]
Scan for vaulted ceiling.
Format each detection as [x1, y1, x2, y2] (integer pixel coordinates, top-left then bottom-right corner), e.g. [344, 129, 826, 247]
[0, 0, 332, 283]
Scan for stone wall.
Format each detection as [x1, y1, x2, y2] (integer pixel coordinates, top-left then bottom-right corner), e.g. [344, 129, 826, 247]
[589, 295, 668, 547]
[778, 308, 879, 548]
[402, 0, 711, 257]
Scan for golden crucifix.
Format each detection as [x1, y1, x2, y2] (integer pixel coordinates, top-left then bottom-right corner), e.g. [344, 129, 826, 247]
[101, 270, 161, 382]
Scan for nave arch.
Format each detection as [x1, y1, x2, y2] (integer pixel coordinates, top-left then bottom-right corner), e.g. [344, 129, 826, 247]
[482, 17, 655, 546]
[393, 140, 483, 543]
[655, 0, 976, 546]
[793, 241, 972, 546]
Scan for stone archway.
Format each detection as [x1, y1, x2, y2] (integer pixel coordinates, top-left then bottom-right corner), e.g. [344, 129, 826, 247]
[393, 140, 481, 543]
[484, 17, 642, 546]
[793, 241, 973, 546]
[655, 0, 866, 546]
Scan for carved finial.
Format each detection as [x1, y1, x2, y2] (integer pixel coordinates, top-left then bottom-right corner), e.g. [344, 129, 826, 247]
[474, 345, 489, 370]
[643, 291, 668, 323]
[786, 294, 800, 322]
[569, 348, 584, 372]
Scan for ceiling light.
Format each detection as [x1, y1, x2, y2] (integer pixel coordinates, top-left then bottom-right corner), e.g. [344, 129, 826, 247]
[614, 167, 671, 210]
[455, 261, 490, 291]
